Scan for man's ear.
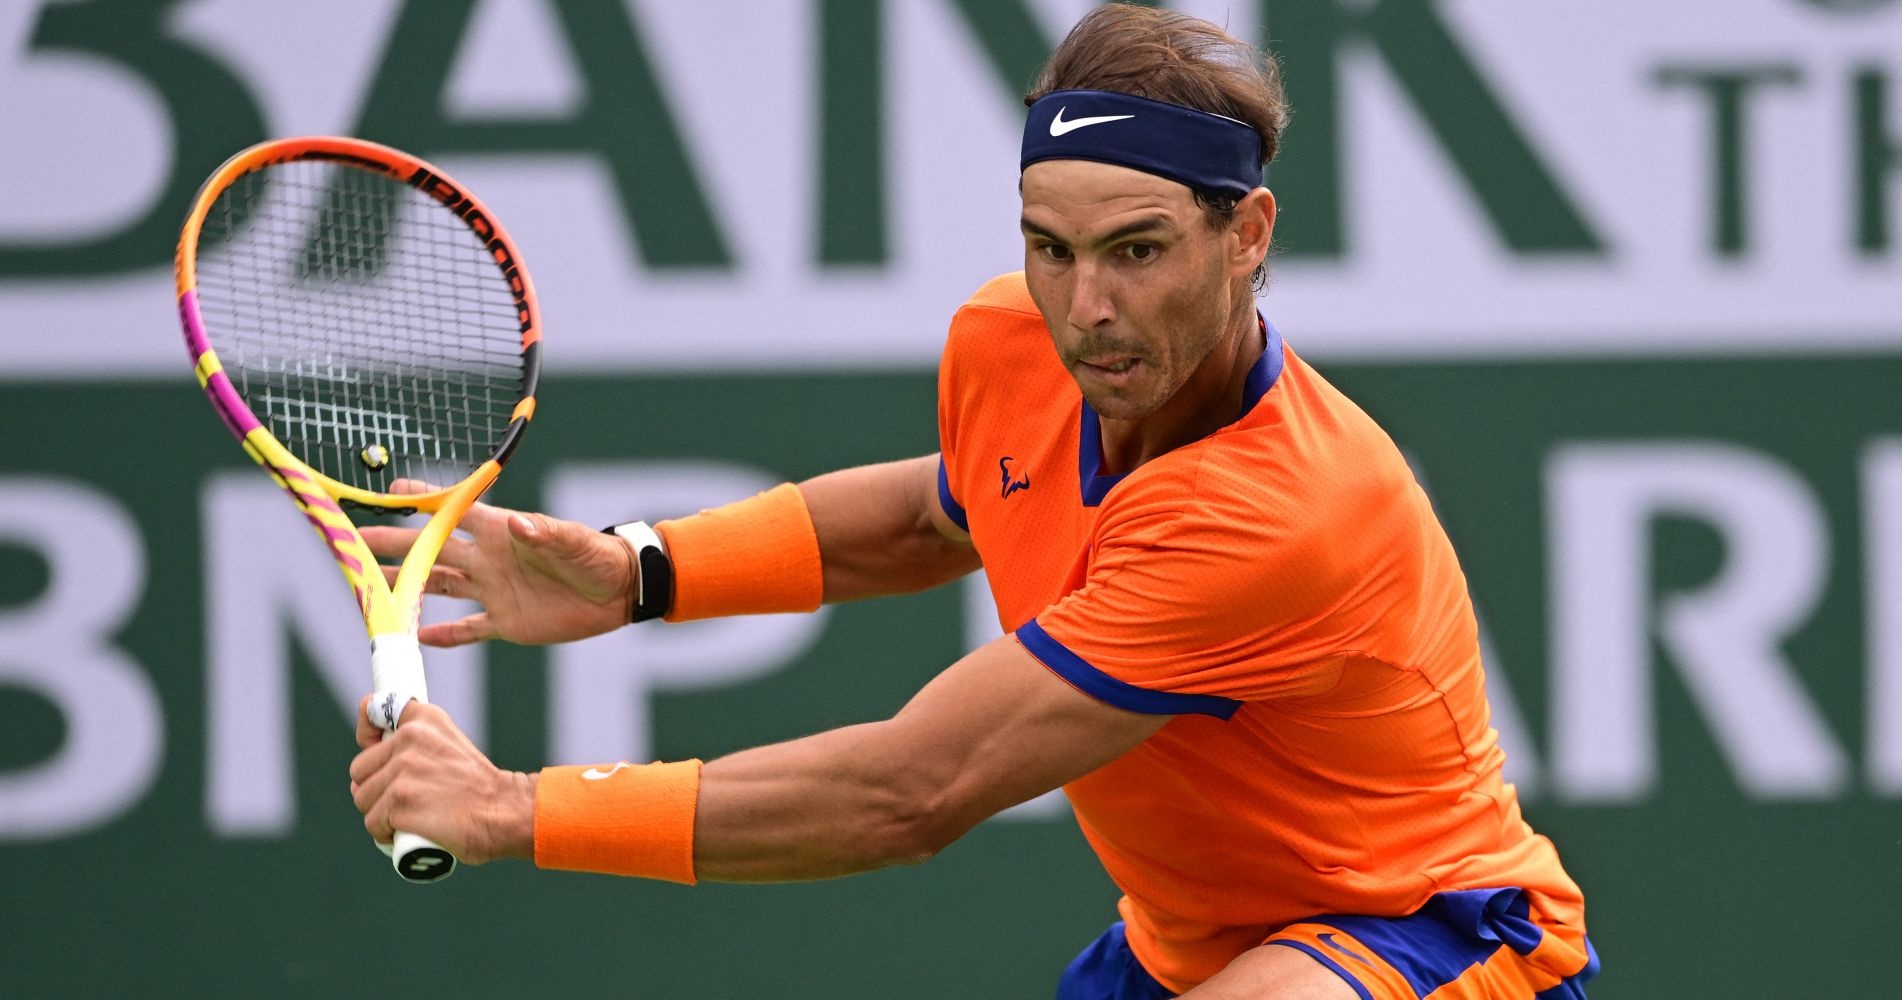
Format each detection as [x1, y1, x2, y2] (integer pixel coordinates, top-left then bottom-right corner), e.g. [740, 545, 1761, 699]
[1229, 187, 1276, 279]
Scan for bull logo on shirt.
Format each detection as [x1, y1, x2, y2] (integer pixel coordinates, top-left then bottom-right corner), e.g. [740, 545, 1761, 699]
[999, 456, 1031, 498]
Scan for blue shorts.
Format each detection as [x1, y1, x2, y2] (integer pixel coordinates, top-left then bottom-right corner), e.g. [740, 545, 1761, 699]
[1058, 890, 1599, 999]
[1057, 922, 1176, 1000]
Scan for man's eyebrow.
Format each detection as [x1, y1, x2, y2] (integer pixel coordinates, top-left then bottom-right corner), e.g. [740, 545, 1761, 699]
[1019, 213, 1178, 247]
[1020, 217, 1062, 242]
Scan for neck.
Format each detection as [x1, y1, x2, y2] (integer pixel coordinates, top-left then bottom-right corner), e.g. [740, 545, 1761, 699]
[1096, 299, 1263, 475]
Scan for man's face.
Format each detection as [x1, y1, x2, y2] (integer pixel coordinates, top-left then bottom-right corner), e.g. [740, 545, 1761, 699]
[1019, 160, 1237, 421]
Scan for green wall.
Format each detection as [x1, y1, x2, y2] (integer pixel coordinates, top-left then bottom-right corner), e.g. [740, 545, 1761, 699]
[4, 357, 1899, 996]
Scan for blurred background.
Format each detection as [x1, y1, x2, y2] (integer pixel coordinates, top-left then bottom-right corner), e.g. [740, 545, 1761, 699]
[2, 0, 1899, 995]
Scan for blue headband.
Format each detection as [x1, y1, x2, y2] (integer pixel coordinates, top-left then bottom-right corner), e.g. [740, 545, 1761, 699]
[1021, 89, 1262, 201]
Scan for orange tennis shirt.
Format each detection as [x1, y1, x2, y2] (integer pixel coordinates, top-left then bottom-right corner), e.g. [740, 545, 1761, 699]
[935, 273, 1584, 993]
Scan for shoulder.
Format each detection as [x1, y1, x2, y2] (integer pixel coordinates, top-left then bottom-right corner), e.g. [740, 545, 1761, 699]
[1098, 369, 1420, 578]
[1261, 351, 1418, 513]
[943, 271, 1054, 379]
[958, 271, 1039, 317]
[937, 272, 1068, 456]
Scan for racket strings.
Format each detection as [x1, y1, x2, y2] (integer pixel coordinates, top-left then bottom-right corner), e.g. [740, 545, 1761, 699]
[195, 160, 528, 492]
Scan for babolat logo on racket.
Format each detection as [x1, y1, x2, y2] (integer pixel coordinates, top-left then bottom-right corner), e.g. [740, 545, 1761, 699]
[407, 167, 534, 335]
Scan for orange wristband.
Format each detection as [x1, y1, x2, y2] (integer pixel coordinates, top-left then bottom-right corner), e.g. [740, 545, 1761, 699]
[655, 482, 824, 622]
[534, 759, 702, 883]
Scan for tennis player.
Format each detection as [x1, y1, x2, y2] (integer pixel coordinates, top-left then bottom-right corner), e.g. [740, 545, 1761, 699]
[349, 5, 1596, 996]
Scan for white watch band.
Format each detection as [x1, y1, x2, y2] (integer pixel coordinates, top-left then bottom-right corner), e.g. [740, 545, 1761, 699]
[605, 520, 672, 622]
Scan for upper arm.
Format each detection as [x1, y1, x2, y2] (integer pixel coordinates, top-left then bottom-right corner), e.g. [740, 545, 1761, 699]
[880, 633, 1169, 843]
[800, 455, 977, 601]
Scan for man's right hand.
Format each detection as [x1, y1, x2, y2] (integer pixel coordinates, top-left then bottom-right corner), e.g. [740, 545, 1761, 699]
[363, 491, 637, 647]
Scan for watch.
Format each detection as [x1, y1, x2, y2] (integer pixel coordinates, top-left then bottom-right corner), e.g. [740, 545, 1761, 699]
[602, 520, 674, 623]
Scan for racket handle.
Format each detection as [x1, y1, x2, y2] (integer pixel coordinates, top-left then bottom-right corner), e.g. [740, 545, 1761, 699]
[392, 831, 457, 882]
[369, 634, 459, 884]
[373, 721, 460, 883]
[372, 829, 459, 881]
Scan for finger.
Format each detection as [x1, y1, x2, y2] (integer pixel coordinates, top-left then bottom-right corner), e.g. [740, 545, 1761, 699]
[507, 512, 546, 547]
[351, 703, 442, 802]
[351, 756, 390, 815]
[364, 524, 477, 570]
[424, 566, 475, 599]
[360, 525, 423, 558]
[509, 511, 594, 554]
[418, 613, 494, 648]
[510, 511, 611, 564]
[456, 495, 513, 534]
[380, 564, 399, 588]
[363, 789, 396, 844]
[398, 699, 440, 729]
[349, 733, 395, 784]
[423, 533, 477, 571]
[356, 695, 382, 749]
[389, 477, 445, 496]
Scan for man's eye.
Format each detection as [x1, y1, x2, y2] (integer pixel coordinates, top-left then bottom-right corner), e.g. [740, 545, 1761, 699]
[1124, 243, 1157, 261]
[1040, 244, 1072, 261]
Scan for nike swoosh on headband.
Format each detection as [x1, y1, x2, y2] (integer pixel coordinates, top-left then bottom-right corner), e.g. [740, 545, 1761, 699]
[1049, 107, 1136, 136]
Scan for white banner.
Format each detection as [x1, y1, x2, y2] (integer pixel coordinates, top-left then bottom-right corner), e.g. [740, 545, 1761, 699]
[1, 0, 1897, 379]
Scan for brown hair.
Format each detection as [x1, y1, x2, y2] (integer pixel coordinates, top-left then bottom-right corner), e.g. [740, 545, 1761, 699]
[1026, 4, 1287, 168]
[1026, 3, 1287, 278]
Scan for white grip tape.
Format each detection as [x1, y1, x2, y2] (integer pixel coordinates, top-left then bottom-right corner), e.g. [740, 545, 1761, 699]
[369, 634, 428, 728]
[365, 634, 456, 882]
[367, 690, 417, 733]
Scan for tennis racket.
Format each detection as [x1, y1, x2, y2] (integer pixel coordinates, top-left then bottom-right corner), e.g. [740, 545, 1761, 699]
[175, 136, 542, 883]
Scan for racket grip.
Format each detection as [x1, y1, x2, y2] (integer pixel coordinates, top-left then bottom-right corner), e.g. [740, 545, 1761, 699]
[368, 635, 459, 884]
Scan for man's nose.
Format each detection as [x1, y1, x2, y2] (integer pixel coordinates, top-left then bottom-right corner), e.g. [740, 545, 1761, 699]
[1067, 262, 1115, 329]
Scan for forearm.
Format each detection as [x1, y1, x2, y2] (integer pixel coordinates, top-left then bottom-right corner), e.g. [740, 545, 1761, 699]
[692, 721, 961, 882]
[526, 638, 1163, 885]
[688, 635, 1160, 882]
[800, 455, 979, 602]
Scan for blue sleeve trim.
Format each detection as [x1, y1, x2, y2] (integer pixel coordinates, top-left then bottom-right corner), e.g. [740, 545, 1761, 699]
[1016, 619, 1241, 720]
[936, 456, 969, 532]
[1264, 942, 1375, 1000]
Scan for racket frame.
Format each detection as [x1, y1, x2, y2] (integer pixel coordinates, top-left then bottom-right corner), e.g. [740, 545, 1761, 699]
[176, 136, 543, 883]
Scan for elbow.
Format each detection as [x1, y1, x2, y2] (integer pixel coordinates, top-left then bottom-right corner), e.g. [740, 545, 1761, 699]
[882, 535, 982, 597]
[841, 718, 988, 870]
[856, 785, 975, 869]
[878, 840, 940, 869]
